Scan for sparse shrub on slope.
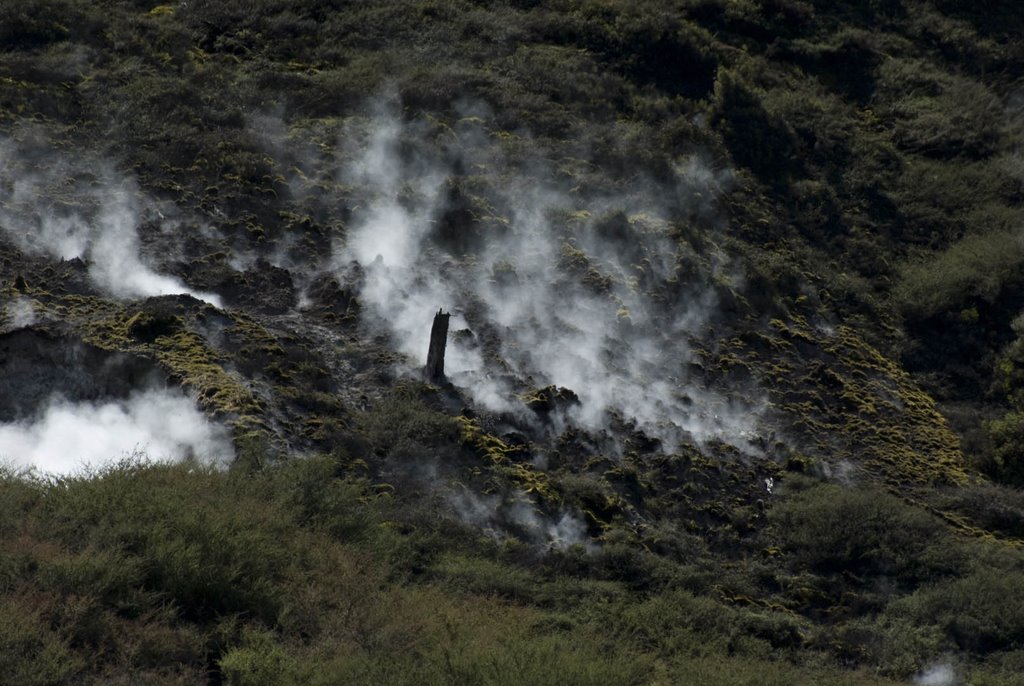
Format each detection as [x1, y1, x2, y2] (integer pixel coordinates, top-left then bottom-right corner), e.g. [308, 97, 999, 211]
[0, 596, 82, 686]
[982, 412, 1024, 487]
[874, 57, 1004, 159]
[888, 569, 1024, 655]
[0, 0, 77, 50]
[896, 229, 1024, 322]
[357, 385, 462, 461]
[768, 481, 965, 587]
[710, 67, 803, 186]
[896, 228, 1024, 404]
[937, 481, 1024, 540]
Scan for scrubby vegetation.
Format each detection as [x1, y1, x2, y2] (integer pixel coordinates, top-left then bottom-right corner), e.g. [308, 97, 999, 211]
[0, 456, 974, 684]
[2, 0, 1024, 683]
[3, 449, 1024, 684]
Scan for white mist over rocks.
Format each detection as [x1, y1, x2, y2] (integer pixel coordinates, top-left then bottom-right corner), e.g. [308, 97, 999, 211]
[334, 104, 765, 454]
[0, 388, 234, 477]
[913, 662, 957, 686]
[0, 136, 221, 306]
[448, 488, 594, 551]
[3, 297, 37, 329]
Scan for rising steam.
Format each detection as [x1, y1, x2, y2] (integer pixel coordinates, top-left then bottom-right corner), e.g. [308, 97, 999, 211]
[913, 661, 957, 686]
[0, 388, 234, 476]
[448, 487, 593, 551]
[0, 135, 221, 306]
[3, 297, 37, 329]
[333, 103, 764, 454]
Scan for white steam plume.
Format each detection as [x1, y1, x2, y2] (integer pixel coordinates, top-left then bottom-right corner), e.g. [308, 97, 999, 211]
[447, 488, 593, 550]
[3, 297, 37, 329]
[0, 389, 234, 476]
[334, 110, 475, 368]
[334, 105, 764, 453]
[913, 662, 957, 686]
[0, 136, 221, 306]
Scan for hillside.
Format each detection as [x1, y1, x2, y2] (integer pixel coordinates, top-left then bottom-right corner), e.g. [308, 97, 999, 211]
[1, 1, 1024, 684]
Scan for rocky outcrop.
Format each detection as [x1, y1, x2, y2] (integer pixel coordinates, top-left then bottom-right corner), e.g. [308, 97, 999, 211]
[0, 328, 165, 421]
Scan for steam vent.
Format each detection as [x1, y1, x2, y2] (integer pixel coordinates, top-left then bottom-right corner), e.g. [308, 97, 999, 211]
[0, 328, 162, 422]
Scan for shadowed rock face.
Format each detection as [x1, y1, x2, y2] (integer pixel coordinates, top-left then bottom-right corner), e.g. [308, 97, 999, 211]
[0, 328, 165, 421]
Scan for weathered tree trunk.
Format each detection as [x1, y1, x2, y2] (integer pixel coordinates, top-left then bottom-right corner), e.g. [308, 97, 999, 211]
[425, 308, 450, 382]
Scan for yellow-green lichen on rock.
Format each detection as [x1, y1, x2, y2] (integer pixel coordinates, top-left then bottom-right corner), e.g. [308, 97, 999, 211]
[33, 292, 264, 429]
[734, 316, 966, 487]
[456, 416, 555, 500]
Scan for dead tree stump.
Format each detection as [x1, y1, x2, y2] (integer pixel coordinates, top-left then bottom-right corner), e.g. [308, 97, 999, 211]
[425, 308, 451, 382]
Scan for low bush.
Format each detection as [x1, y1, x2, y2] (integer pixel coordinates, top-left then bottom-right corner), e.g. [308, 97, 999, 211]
[938, 481, 1024, 539]
[616, 588, 805, 659]
[39, 462, 296, 624]
[874, 58, 1003, 159]
[357, 386, 462, 459]
[983, 412, 1024, 487]
[896, 228, 1024, 321]
[709, 68, 802, 185]
[887, 570, 1024, 655]
[0, 595, 82, 684]
[820, 615, 945, 678]
[767, 481, 962, 586]
[0, 0, 77, 50]
[661, 653, 894, 686]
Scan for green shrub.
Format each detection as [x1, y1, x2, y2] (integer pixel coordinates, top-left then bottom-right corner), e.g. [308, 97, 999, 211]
[888, 570, 1024, 654]
[889, 157, 1020, 247]
[357, 387, 461, 459]
[938, 482, 1024, 539]
[874, 58, 1003, 158]
[896, 228, 1024, 321]
[894, 225, 1024, 400]
[686, 0, 817, 43]
[432, 553, 539, 603]
[220, 628, 303, 686]
[0, 596, 81, 685]
[768, 482, 961, 586]
[0, 471, 40, 538]
[41, 462, 296, 623]
[36, 547, 145, 605]
[663, 653, 896, 685]
[907, 6, 1006, 73]
[983, 412, 1024, 486]
[600, 13, 719, 98]
[822, 615, 944, 677]
[928, 0, 1024, 42]
[433, 632, 653, 686]
[991, 314, 1024, 408]
[973, 650, 1024, 686]
[709, 68, 802, 185]
[616, 588, 803, 658]
[0, 0, 76, 49]
[796, 29, 879, 102]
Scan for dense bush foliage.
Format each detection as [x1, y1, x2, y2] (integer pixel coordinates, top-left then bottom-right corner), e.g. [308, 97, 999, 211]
[1, 451, 1023, 683]
[768, 482, 960, 584]
[0, 456, 935, 685]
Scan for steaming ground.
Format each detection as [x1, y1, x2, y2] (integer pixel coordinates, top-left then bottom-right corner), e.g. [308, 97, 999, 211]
[333, 106, 765, 454]
[3, 297, 37, 329]
[0, 135, 221, 306]
[0, 388, 234, 476]
[0, 108, 766, 539]
[448, 487, 594, 551]
[914, 662, 957, 686]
